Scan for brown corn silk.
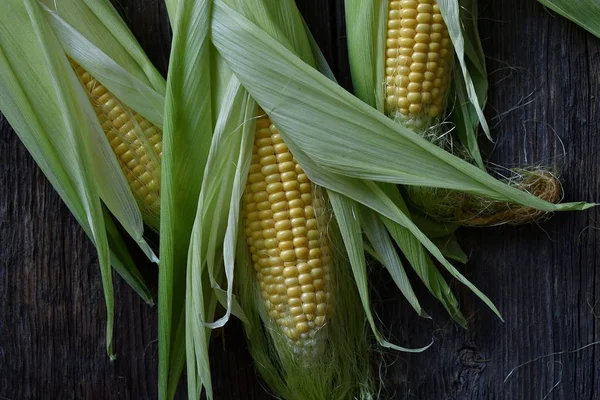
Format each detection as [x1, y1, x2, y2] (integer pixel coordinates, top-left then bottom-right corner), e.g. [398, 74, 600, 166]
[70, 61, 162, 229]
[242, 110, 331, 353]
[412, 170, 562, 226]
[384, 0, 560, 225]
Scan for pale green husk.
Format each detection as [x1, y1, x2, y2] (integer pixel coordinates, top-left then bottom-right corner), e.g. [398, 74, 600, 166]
[184, 76, 253, 399]
[159, 0, 230, 397]
[159, 1, 262, 396]
[160, 0, 377, 398]
[537, 0, 600, 38]
[0, 0, 167, 356]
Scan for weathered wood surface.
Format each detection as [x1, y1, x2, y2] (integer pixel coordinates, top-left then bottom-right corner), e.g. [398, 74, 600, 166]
[1, 0, 599, 399]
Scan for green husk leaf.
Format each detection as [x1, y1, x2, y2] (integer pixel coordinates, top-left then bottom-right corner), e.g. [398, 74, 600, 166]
[451, 71, 485, 168]
[330, 193, 432, 352]
[450, 0, 487, 167]
[164, 0, 179, 26]
[379, 185, 466, 324]
[162, 1, 240, 398]
[344, 0, 386, 112]
[104, 208, 154, 304]
[185, 262, 214, 400]
[432, 234, 469, 264]
[219, 0, 316, 65]
[185, 77, 254, 399]
[410, 211, 459, 239]
[0, 0, 118, 355]
[438, 0, 490, 139]
[360, 208, 427, 318]
[203, 79, 254, 329]
[303, 19, 336, 81]
[537, 0, 600, 38]
[159, 0, 215, 397]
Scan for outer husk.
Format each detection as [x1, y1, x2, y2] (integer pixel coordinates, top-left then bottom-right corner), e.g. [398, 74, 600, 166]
[0, 0, 164, 356]
[537, 0, 600, 38]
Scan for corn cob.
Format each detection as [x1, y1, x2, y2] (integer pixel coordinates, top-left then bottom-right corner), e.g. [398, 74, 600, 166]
[243, 110, 331, 352]
[385, 1, 562, 225]
[385, 0, 453, 130]
[70, 61, 162, 229]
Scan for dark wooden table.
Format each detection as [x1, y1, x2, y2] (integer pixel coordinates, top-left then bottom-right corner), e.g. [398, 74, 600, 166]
[1, 1, 599, 399]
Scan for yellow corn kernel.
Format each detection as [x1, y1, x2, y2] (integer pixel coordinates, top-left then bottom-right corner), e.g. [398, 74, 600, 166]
[385, 0, 453, 128]
[70, 61, 162, 228]
[243, 110, 331, 352]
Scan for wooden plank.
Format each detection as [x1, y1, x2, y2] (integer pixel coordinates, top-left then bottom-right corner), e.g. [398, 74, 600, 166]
[0, 0, 598, 399]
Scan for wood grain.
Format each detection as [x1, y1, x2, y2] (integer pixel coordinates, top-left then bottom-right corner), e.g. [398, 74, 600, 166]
[0, 0, 598, 399]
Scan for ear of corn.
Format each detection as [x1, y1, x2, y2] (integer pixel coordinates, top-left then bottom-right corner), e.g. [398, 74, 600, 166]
[237, 109, 373, 398]
[346, 0, 488, 158]
[71, 61, 163, 231]
[243, 110, 331, 352]
[167, 1, 376, 398]
[384, 0, 453, 130]
[0, 0, 166, 356]
[381, 0, 565, 226]
[38, 0, 166, 238]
